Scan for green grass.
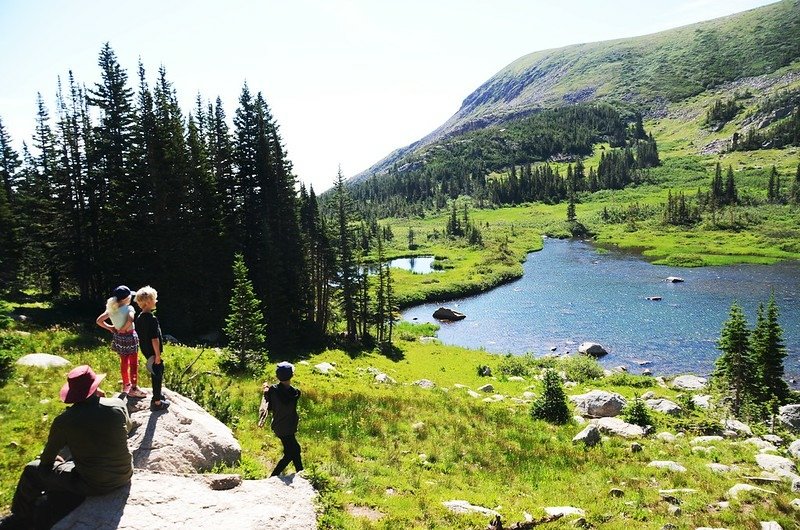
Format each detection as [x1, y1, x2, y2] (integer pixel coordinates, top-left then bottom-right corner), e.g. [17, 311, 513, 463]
[2, 321, 798, 529]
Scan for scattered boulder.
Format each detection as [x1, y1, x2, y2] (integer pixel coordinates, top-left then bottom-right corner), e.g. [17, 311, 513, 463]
[665, 276, 684, 283]
[657, 432, 677, 443]
[53, 471, 316, 529]
[507, 376, 525, 382]
[572, 425, 601, 447]
[478, 384, 494, 393]
[721, 418, 752, 437]
[778, 404, 800, 431]
[760, 522, 782, 530]
[789, 440, 800, 459]
[671, 375, 706, 390]
[578, 342, 608, 357]
[691, 436, 723, 445]
[543, 506, 585, 517]
[755, 454, 798, 482]
[432, 307, 466, 321]
[374, 373, 396, 384]
[16, 353, 70, 368]
[791, 498, 800, 510]
[691, 394, 712, 409]
[467, 390, 481, 398]
[590, 417, 646, 438]
[314, 362, 337, 375]
[707, 463, 732, 473]
[648, 461, 687, 473]
[745, 437, 777, 453]
[414, 379, 436, 389]
[126, 390, 241, 474]
[442, 500, 498, 517]
[571, 390, 626, 417]
[726, 483, 776, 499]
[645, 398, 682, 416]
[631, 442, 643, 453]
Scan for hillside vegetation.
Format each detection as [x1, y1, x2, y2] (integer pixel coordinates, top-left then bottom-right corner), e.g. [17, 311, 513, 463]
[354, 0, 800, 181]
[1, 320, 799, 529]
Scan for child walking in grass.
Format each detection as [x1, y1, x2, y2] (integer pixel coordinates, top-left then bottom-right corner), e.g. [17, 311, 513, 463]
[134, 286, 169, 411]
[258, 361, 303, 476]
[96, 285, 146, 398]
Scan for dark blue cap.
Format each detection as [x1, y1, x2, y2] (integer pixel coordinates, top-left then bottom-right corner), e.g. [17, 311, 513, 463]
[276, 361, 294, 381]
[112, 285, 132, 301]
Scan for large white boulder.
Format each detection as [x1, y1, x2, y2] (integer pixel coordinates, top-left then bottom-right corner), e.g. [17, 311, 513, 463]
[16, 353, 70, 368]
[53, 471, 316, 529]
[671, 375, 707, 390]
[126, 390, 241, 474]
[645, 398, 682, 416]
[570, 390, 627, 418]
[590, 417, 646, 438]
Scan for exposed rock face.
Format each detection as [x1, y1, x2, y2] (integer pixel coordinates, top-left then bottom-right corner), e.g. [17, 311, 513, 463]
[126, 391, 241, 474]
[671, 375, 707, 390]
[52, 472, 317, 529]
[645, 398, 682, 416]
[432, 307, 466, 321]
[578, 342, 608, 357]
[571, 390, 626, 417]
[16, 353, 71, 368]
[779, 404, 800, 431]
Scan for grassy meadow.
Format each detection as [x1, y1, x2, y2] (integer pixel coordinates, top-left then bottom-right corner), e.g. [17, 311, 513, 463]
[1, 319, 799, 529]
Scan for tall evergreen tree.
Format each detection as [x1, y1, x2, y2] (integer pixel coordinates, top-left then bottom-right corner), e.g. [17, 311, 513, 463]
[713, 302, 758, 417]
[724, 165, 738, 205]
[333, 168, 358, 341]
[752, 293, 789, 404]
[86, 43, 136, 292]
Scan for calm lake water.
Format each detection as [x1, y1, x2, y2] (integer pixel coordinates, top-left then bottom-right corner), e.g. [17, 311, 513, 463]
[365, 256, 437, 275]
[402, 238, 800, 385]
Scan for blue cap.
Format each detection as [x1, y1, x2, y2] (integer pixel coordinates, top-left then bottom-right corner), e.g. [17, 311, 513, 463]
[276, 361, 294, 381]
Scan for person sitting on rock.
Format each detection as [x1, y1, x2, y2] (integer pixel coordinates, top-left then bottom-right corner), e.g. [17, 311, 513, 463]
[1, 365, 133, 529]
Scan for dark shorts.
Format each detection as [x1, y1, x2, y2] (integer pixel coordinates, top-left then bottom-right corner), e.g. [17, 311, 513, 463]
[111, 331, 139, 356]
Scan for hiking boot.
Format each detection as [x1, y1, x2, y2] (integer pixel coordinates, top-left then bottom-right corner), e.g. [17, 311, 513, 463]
[128, 387, 147, 399]
[150, 400, 170, 411]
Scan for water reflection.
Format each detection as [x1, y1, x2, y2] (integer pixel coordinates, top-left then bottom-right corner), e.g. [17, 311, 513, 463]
[363, 256, 437, 275]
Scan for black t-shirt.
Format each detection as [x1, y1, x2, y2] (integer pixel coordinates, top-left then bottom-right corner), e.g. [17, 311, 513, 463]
[135, 311, 163, 359]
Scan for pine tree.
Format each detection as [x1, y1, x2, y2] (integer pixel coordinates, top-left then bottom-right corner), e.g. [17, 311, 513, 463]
[333, 168, 358, 341]
[0, 116, 21, 203]
[752, 293, 789, 404]
[790, 163, 800, 205]
[713, 302, 758, 417]
[0, 117, 21, 292]
[724, 165, 738, 206]
[224, 254, 266, 372]
[530, 369, 570, 424]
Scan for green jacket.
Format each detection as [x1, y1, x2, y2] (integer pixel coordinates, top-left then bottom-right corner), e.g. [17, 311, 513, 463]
[40, 395, 133, 495]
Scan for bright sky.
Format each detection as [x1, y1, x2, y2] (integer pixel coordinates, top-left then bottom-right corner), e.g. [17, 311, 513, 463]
[0, 0, 778, 192]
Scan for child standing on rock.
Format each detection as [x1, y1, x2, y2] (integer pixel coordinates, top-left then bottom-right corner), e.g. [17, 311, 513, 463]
[258, 361, 303, 476]
[134, 286, 169, 411]
[96, 285, 146, 398]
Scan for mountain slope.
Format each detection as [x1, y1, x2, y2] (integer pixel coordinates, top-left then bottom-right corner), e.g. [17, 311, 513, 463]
[352, 0, 800, 183]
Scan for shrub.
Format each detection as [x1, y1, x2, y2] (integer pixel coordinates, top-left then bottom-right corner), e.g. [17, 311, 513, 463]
[498, 353, 535, 377]
[603, 372, 655, 388]
[622, 395, 653, 427]
[559, 354, 604, 383]
[0, 332, 25, 386]
[530, 369, 571, 424]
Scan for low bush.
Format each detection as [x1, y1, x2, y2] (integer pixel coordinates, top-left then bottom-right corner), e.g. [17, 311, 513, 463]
[559, 354, 604, 383]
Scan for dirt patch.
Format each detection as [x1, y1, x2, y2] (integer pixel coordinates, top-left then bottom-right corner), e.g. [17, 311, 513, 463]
[346, 504, 384, 521]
